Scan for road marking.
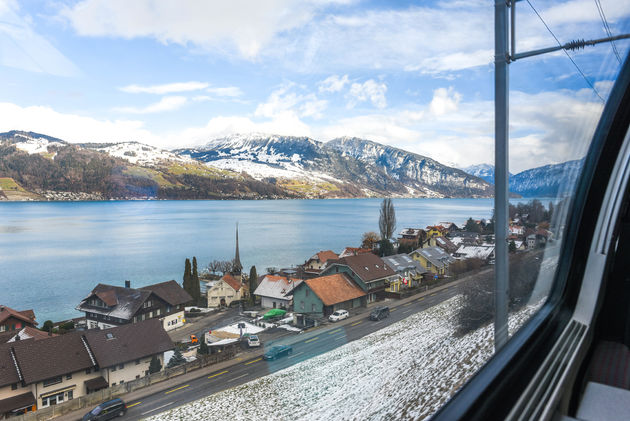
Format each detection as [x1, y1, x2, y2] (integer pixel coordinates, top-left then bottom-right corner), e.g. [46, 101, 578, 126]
[334, 335, 346, 341]
[351, 321, 362, 326]
[164, 384, 189, 395]
[328, 328, 342, 335]
[245, 357, 262, 365]
[288, 351, 304, 359]
[430, 293, 437, 297]
[227, 373, 249, 382]
[127, 402, 141, 408]
[403, 309, 412, 314]
[403, 302, 413, 306]
[141, 402, 174, 415]
[390, 307, 398, 312]
[235, 357, 243, 361]
[305, 336, 319, 343]
[208, 370, 228, 379]
[417, 297, 425, 301]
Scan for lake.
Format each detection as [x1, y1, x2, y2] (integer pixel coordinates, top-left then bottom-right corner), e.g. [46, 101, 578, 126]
[0, 198, 526, 322]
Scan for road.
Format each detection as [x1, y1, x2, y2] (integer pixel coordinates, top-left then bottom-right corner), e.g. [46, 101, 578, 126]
[122, 285, 461, 420]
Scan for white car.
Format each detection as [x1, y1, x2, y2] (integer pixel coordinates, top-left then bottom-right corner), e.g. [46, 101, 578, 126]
[329, 309, 349, 322]
[247, 334, 261, 347]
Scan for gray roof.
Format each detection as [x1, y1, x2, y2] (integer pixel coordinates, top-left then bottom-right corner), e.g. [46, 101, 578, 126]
[411, 246, 455, 269]
[76, 281, 191, 321]
[253, 275, 302, 301]
[382, 254, 427, 275]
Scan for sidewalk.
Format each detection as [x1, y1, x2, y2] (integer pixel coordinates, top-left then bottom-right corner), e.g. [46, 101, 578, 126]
[52, 269, 488, 421]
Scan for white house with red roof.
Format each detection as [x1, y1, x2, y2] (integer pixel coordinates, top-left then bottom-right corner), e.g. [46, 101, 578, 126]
[253, 275, 303, 309]
[207, 273, 248, 308]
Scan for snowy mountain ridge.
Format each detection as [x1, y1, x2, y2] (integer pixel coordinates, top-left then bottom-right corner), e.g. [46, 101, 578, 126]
[177, 133, 493, 198]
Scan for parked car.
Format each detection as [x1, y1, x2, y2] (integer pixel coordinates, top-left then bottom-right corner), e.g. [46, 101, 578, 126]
[247, 334, 261, 347]
[82, 398, 127, 421]
[263, 344, 293, 360]
[369, 306, 390, 321]
[329, 309, 349, 322]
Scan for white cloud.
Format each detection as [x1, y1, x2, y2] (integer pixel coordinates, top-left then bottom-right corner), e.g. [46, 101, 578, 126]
[348, 79, 387, 109]
[60, 0, 330, 60]
[206, 86, 244, 97]
[119, 82, 209, 94]
[0, 0, 79, 76]
[255, 84, 328, 119]
[114, 96, 188, 114]
[0, 102, 159, 144]
[429, 87, 461, 116]
[319, 74, 349, 93]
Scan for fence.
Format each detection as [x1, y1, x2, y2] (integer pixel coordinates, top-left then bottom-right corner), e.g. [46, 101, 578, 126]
[13, 349, 237, 421]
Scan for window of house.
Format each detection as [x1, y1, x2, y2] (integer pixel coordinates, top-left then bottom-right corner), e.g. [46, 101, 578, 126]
[67, 390, 73, 400]
[66, 373, 72, 380]
[156, 308, 161, 316]
[135, 359, 141, 365]
[111, 366, 117, 372]
[11, 383, 18, 390]
[43, 376, 62, 387]
[85, 368, 91, 375]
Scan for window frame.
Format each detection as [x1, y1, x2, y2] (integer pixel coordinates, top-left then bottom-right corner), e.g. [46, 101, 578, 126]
[433, 56, 630, 421]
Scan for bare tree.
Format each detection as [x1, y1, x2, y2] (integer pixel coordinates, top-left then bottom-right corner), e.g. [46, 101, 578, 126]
[218, 260, 233, 275]
[361, 231, 381, 249]
[379, 198, 396, 240]
[207, 260, 220, 274]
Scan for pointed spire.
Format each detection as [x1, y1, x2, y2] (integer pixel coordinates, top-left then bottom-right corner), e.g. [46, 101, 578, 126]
[234, 222, 243, 274]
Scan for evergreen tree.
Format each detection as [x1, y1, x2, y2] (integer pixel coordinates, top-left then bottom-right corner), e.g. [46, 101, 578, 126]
[197, 339, 209, 356]
[183, 258, 192, 298]
[192, 256, 201, 304]
[149, 355, 162, 373]
[167, 349, 186, 368]
[248, 266, 258, 306]
[509, 240, 517, 253]
[379, 239, 394, 257]
[379, 198, 396, 240]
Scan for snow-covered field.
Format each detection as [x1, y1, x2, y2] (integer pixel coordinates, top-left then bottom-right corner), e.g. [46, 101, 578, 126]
[12, 133, 64, 154]
[92, 142, 190, 166]
[149, 297, 538, 421]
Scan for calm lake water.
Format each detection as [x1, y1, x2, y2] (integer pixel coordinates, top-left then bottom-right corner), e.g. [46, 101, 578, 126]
[1, 198, 519, 322]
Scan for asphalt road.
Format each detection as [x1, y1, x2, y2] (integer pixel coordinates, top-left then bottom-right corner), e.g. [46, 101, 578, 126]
[121, 285, 461, 420]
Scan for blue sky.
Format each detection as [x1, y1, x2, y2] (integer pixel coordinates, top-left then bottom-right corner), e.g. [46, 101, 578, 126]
[1, 0, 629, 172]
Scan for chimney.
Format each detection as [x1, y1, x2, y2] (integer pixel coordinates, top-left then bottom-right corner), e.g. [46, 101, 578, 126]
[125, 280, 131, 288]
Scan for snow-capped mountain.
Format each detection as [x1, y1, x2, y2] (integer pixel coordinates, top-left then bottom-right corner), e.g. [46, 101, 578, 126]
[509, 159, 584, 197]
[8, 131, 66, 155]
[326, 137, 492, 197]
[177, 134, 493, 198]
[462, 164, 512, 184]
[83, 142, 191, 166]
[462, 160, 584, 197]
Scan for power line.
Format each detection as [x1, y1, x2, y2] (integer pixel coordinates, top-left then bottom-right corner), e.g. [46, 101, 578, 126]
[594, 0, 622, 63]
[526, 0, 605, 103]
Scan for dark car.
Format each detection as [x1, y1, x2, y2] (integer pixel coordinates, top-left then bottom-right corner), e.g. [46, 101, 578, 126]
[369, 306, 390, 321]
[82, 398, 127, 421]
[263, 344, 293, 360]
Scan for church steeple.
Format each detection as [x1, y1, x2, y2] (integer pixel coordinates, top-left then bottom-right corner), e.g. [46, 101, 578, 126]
[233, 222, 243, 277]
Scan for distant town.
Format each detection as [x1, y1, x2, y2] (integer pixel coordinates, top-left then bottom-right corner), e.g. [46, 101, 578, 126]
[0, 199, 554, 420]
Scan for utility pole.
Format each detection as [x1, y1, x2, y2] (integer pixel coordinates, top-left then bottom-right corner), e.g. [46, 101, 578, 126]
[494, 0, 630, 351]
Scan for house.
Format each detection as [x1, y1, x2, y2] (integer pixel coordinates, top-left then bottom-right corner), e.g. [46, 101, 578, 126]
[292, 273, 366, 317]
[452, 245, 496, 263]
[410, 246, 455, 276]
[1, 326, 54, 343]
[509, 225, 525, 236]
[435, 236, 458, 254]
[207, 273, 248, 308]
[426, 225, 447, 238]
[437, 222, 459, 233]
[76, 280, 192, 331]
[0, 306, 37, 333]
[527, 234, 537, 250]
[338, 247, 372, 258]
[303, 250, 339, 275]
[397, 228, 425, 247]
[0, 319, 172, 418]
[321, 253, 397, 303]
[382, 254, 427, 292]
[450, 232, 481, 247]
[253, 275, 303, 309]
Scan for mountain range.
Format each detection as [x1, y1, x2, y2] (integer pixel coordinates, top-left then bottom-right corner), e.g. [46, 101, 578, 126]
[463, 160, 584, 197]
[0, 130, 578, 200]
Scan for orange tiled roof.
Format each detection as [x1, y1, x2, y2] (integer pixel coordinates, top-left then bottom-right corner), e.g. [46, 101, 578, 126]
[316, 250, 338, 262]
[221, 273, 242, 292]
[304, 273, 366, 306]
[0, 306, 36, 326]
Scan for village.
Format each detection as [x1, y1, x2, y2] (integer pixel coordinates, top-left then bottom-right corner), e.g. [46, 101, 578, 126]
[0, 200, 554, 420]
